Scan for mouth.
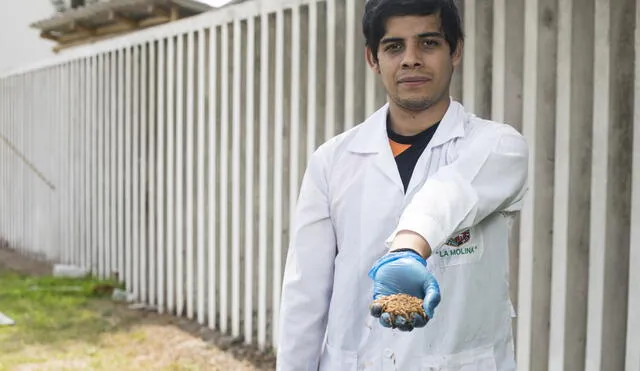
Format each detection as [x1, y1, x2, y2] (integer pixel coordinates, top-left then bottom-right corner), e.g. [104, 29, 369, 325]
[397, 76, 431, 86]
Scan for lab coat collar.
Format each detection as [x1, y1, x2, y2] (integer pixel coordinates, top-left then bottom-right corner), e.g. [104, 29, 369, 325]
[347, 98, 466, 155]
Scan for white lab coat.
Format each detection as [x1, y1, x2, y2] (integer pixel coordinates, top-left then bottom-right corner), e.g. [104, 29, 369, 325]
[277, 99, 529, 371]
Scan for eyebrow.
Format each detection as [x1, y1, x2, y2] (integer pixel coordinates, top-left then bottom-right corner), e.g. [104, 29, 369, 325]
[380, 32, 445, 45]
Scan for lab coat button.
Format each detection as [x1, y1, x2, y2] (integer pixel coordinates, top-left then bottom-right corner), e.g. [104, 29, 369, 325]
[384, 349, 394, 359]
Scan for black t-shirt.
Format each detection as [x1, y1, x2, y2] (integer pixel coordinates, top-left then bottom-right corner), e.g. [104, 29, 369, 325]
[387, 119, 440, 193]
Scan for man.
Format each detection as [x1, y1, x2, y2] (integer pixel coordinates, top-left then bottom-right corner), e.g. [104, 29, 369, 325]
[277, 0, 529, 370]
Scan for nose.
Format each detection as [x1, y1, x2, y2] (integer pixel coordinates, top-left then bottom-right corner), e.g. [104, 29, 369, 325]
[401, 44, 423, 69]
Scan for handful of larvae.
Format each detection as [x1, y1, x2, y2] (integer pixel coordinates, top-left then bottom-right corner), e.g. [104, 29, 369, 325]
[372, 293, 427, 322]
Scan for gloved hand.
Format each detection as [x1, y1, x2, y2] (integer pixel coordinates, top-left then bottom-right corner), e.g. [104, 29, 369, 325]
[367, 250, 441, 331]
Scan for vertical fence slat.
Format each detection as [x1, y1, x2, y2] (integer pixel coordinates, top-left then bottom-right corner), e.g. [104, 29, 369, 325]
[176, 33, 185, 317]
[244, 15, 256, 345]
[307, 2, 317, 157]
[167, 35, 176, 313]
[273, 9, 285, 348]
[105, 53, 113, 279]
[148, 41, 157, 308]
[125, 47, 133, 289]
[117, 50, 125, 284]
[586, 2, 610, 370]
[626, 2, 640, 368]
[208, 26, 219, 330]
[258, 11, 269, 351]
[157, 38, 167, 313]
[517, 0, 557, 369]
[133, 45, 141, 298]
[588, 0, 634, 369]
[231, 19, 242, 338]
[549, 2, 573, 369]
[88, 57, 96, 272]
[289, 5, 301, 245]
[62, 64, 70, 264]
[491, 0, 505, 122]
[325, 0, 336, 140]
[550, 1, 594, 370]
[462, 0, 476, 113]
[186, 30, 196, 320]
[196, 27, 207, 325]
[140, 42, 148, 303]
[343, 0, 355, 130]
[220, 23, 230, 334]
[97, 53, 105, 279]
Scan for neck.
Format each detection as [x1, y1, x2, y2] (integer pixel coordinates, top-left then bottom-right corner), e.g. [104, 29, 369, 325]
[388, 96, 450, 136]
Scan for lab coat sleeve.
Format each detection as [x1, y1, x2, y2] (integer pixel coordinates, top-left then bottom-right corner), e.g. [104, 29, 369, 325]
[389, 125, 529, 251]
[276, 150, 337, 371]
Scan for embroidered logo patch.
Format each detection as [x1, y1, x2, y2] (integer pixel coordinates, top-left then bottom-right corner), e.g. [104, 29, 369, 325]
[436, 228, 483, 267]
[445, 229, 471, 247]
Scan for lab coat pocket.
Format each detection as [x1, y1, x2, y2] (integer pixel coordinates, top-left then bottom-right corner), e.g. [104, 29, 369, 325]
[421, 346, 497, 371]
[319, 342, 358, 371]
[434, 226, 484, 268]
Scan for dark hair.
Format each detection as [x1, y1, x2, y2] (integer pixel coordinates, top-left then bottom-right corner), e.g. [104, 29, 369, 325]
[362, 0, 464, 60]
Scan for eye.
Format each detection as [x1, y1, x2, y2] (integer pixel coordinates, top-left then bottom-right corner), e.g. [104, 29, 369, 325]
[422, 39, 440, 48]
[385, 43, 403, 52]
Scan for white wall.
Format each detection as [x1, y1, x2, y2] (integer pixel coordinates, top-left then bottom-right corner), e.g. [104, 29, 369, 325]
[0, 1, 56, 74]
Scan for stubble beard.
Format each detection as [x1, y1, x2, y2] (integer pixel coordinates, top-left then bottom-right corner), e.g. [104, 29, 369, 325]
[394, 96, 437, 112]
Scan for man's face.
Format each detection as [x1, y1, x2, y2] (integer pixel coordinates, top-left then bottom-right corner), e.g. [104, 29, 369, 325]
[366, 14, 462, 112]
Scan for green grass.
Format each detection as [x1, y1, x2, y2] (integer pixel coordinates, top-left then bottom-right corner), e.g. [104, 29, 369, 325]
[0, 271, 263, 370]
[0, 272, 127, 370]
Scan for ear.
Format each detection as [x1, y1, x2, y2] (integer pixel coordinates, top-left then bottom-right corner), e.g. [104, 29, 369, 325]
[451, 39, 463, 68]
[365, 47, 380, 74]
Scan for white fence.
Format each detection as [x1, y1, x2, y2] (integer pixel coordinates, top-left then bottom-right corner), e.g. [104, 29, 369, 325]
[1, 0, 639, 369]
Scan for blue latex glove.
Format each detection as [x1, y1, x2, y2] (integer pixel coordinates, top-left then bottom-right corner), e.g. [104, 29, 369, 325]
[368, 250, 441, 331]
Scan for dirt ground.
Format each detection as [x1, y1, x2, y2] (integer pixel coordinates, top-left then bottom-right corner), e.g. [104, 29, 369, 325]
[0, 244, 277, 371]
